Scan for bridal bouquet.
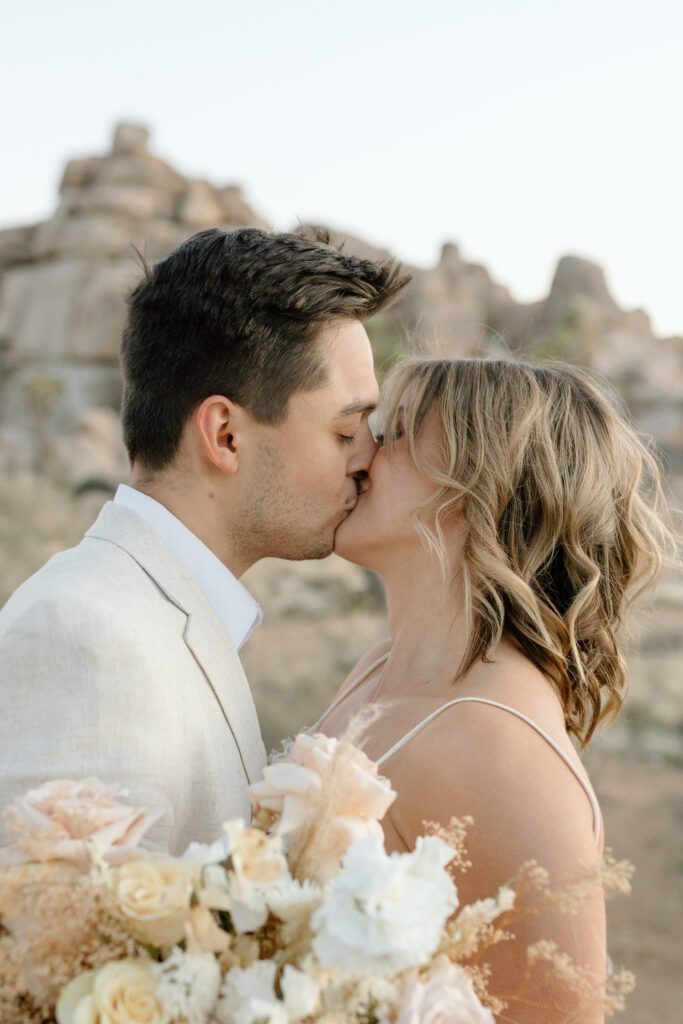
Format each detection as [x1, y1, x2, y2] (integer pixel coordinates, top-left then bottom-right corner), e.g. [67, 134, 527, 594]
[0, 725, 633, 1024]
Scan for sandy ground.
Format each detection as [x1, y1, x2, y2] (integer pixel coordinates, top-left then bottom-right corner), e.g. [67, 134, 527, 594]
[583, 749, 682, 1024]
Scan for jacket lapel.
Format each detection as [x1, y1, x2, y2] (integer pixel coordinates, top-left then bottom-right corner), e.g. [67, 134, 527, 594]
[182, 609, 266, 784]
[86, 502, 266, 784]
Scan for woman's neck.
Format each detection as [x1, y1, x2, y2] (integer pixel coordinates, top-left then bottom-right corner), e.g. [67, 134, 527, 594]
[377, 551, 471, 699]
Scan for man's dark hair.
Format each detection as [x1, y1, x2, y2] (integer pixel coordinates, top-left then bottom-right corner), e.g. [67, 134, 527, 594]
[120, 227, 410, 469]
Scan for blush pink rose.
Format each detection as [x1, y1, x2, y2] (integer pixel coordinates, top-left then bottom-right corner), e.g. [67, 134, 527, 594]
[395, 962, 495, 1024]
[250, 732, 396, 838]
[0, 778, 165, 871]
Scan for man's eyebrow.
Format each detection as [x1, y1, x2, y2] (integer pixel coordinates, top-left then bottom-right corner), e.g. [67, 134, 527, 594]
[335, 399, 378, 418]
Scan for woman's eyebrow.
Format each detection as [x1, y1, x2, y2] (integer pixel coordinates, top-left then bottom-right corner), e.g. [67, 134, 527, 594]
[335, 399, 378, 418]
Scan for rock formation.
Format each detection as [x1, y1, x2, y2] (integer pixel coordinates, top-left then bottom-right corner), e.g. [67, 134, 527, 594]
[0, 122, 268, 475]
[388, 248, 683, 452]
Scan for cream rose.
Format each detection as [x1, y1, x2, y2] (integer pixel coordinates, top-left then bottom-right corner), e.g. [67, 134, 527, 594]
[115, 857, 196, 949]
[0, 778, 164, 871]
[57, 960, 169, 1024]
[225, 819, 287, 886]
[219, 820, 288, 934]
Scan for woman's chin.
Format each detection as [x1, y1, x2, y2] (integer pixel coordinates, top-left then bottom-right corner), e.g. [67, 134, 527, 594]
[333, 511, 371, 566]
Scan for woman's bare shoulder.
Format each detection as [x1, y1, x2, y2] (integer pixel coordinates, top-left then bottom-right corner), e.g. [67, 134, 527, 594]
[389, 693, 598, 870]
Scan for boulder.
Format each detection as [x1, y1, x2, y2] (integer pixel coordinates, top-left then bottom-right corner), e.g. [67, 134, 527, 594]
[0, 260, 135, 363]
[0, 362, 122, 435]
[391, 242, 508, 355]
[61, 183, 177, 222]
[218, 185, 270, 229]
[59, 157, 105, 192]
[142, 219, 197, 260]
[0, 225, 35, 266]
[55, 406, 129, 492]
[112, 122, 150, 156]
[93, 153, 184, 192]
[32, 213, 137, 260]
[176, 180, 226, 229]
[544, 254, 619, 325]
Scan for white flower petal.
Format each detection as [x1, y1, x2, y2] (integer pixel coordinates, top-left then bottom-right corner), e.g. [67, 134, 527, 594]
[181, 835, 230, 866]
[312, 835, 458, 975]
[281, 965, 319, 1020]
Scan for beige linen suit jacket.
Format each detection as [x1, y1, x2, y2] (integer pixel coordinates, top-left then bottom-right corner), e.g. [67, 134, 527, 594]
[0, 502, 267, 855]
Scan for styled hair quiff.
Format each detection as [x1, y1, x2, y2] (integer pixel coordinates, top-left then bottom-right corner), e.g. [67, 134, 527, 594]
[121, 227, 410, 469]
[377, 357, 676, 746]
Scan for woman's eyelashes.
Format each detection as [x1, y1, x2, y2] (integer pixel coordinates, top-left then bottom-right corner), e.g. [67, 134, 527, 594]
[369, 408, 404, 446]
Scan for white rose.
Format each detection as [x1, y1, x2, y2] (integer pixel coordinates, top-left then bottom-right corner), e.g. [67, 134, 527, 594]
[312, 835, 458, 975]
[115, 857, 196, 948]
[57, 960, 169, 1024]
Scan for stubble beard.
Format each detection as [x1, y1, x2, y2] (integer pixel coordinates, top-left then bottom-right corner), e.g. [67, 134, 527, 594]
[234, 495, 336, 563]
[233, 443, 337, 564]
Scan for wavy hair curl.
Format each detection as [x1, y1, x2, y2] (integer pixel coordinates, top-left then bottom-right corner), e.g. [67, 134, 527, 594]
[377, 357, 677, 746]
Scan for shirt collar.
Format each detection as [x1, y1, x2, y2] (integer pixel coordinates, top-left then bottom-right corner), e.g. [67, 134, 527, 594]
[114, 484, 263, 651]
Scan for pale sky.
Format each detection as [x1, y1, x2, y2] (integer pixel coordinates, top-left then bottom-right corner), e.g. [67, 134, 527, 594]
[3, 0, 682, 335]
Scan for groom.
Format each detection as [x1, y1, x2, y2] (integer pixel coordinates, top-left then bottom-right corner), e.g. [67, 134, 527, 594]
[0, 227, 408, 854]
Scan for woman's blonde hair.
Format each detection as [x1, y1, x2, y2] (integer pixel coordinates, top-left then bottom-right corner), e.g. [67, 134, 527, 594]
[378, 357, 677, 746]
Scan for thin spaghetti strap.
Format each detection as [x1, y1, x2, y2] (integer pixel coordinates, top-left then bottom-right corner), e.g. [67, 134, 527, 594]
[309, 650, 390, 732]
[377, 696, 602, 846]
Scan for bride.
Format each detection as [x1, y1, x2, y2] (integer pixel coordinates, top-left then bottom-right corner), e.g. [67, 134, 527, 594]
[314, 357, 671, 1022]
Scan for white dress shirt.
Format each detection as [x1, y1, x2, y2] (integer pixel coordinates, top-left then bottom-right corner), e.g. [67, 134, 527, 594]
[114, 484, 262, 651]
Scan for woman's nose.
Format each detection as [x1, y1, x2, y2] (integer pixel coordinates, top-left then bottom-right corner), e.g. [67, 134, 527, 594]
[348, 420, 379, 475]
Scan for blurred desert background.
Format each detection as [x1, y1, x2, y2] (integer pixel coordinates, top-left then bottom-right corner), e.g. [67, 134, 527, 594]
[0, 122, 681, 1022]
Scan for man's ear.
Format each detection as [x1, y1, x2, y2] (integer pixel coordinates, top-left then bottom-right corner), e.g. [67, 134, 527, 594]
[194, 395, 242, 475]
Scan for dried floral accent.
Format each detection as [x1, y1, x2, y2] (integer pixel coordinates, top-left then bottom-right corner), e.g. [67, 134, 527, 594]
[466, 963, 507, 1018]
[422, 815, 473, 876]
[0, 862, 140, 1018]
[600, 849, 635, 898]
[526, 939, 599, 1001]
[604, 967, 636, 1016]
[506, 850, 634, 920]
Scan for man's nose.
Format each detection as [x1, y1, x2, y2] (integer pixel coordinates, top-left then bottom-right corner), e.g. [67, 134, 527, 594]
[347, 420, 379, 475]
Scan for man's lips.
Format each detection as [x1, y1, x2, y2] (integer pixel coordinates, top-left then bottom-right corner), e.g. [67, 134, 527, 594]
[341, 481, 370, 519]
